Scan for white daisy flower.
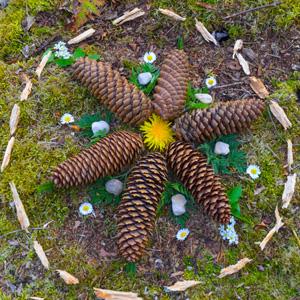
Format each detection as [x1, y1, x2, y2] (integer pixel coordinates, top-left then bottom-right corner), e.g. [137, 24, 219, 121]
[143, 51, 157, 64]
[60, 113, 74, 124]
[205, 76, 217, 88]
[246, 164, 261, 179]
[176, 228, 190, 241]
[219, 217, 239, 245]
[79, 202, 94, 216]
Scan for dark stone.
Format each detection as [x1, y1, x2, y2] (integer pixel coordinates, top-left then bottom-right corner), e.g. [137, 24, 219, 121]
[212, 30, 229, 43]
[0, 0, 9, 9]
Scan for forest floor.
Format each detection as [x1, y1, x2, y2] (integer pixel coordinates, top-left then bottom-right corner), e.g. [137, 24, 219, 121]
[0, 0, 300, 299]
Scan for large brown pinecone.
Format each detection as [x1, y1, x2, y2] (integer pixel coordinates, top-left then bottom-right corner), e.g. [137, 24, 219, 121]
[52, 131, 144, 188]
[173, 99, 265, 144]
[166, 141, 231, 224]
[117, 152, 168, 262]
[152, 49, 189, 120]
[72, 57, 153, 126]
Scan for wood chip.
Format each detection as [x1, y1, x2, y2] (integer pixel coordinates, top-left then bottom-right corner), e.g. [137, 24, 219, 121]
[218, 258, 252, 278]
[249, 76, 269, 99]
[20, 75, 32, 101]
[195, 18, 218, 46]
[269, 100, 292, 130]
[9, 104, 20, 136]
[236, 53, 250, 75]
[164, 280, 201, 292]
[282, 173, 297, 209]
[232, 39, 243, 58]
[9, 181, 30, 232]
[56, 270, 79, 285]
[158, 8, 186, 21]
[68, 28, 96, 45]
[94, 288, 142, 300]
[287, 139, 293, 171]
[112, 8, 145, 26]
[33, 240, 50, 270]
[36, 50, 52, 79]
[1, 137, 15, 172]
[259, 206, 284, 250]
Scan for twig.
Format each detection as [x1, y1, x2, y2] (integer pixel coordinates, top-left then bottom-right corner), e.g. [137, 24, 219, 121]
[224, 1, 281, 20]
[0, 227, 49, 239]
[212, 82, 243, 89]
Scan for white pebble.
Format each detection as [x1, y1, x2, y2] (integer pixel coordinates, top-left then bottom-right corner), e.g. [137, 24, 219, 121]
[105, 179, 123, 196]
[214, 141, 230, 155]
[91, 121, 110, 135]
[171, 194, 187, 216]
[194, 93, 213, 104]
[138, 72, 152, 85]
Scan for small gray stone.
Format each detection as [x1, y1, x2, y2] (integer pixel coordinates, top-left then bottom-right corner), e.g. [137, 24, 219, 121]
[195, 93, 213, 104]
[171, 194, 187, 216]
[138, 72, 152, 85]
[214, 141, 230, 155]
[105, 179, 123, 196]
[242, 48, 257, 61]
[154, 258, 164, 269]
[91, 121, 110, 135]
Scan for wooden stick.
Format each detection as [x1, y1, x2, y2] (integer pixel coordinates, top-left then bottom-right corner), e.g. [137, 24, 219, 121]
[224, 1, 281, 20]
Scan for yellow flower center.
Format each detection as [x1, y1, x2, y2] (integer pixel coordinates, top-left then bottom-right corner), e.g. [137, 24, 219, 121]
[147, 55, 153, 61]
[82, 205, 90, 211]
[140, 114, 175, 151]
[180, 232, 187, 238]
[208, 79, 214, 85]
[64, 116, 71, 122]
[251, 169, 257, 174]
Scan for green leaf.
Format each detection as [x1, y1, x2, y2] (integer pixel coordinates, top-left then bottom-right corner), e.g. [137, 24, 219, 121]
[88, 53, 101, 61]
[177, 36, 184, 50]
[36, 181, 54, 193]
[227, 185, 242, 217]
[54, 57, 75, 67]
[124, 262, 136, 277]
[73, 47, 86, 59]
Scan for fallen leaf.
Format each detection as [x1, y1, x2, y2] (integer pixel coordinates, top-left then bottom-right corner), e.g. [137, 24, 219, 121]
[112, 8, 145, 26]
[158, 8, 186, 21]
[269, 100, 292, 130]
[68, 28, 96, 45]
[164, 280, 201, 292]
[259, 206, 284, 250]
[9, 104, 20, 136]
[232, 39, 243, 58]
[287, 139, 293, 172]
[94, 288, 142, 299]
[218, 258, 252, 278]
[1, 137, 15, 172]
[195, 18, 218, 46]
[56, 270, 79, 285]
[236, 53, 250, 75]
[249, 76, 269, 99]
[36, 50, 52, 79]
[282, 173, 297, 209]
[9, 181, 30, 232]
[33, 240, 50, 270]
[20, 75, 32, 101]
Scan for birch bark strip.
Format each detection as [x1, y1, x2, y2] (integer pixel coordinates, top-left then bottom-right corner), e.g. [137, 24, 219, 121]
[195, 18, 218, 46]
[269, 100, 292, 130]
[94, 288, 142, 300]
[56, 270, 79, 285]
[1, 137, 15, 172]
[68, 28, 96, 45]
[282, 174, 297, 209]
[287, 139, 293, 171]
[236, 53, 250, 75]
[9, 104, 20, 136]
[164, 280, 201, 292]
[20, 75, 32, 101]
[113, 8, 145, 26]
[36, 50, 52, 79]
[232, 39, 243, 58]
[158, 8, 186, 21]
[33, 240, 50, 269]
[9, 181, 30, 232]
[218, 258, 252, 278]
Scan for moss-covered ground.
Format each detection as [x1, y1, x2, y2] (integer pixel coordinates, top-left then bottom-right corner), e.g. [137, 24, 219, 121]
[0, 0, 299, 299]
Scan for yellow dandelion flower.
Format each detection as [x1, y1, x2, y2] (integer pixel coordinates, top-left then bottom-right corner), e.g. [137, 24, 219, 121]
[140, 114, 175, 151]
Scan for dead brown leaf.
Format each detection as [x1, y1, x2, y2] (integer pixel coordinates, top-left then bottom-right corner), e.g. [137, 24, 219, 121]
[33, 240, 50, 270]
[269, 100, 292, 130]
[249, 76, 269, 99]
[164, 280, 201, 292]
[1, 137, 15, 172]
[9, 181, 30, 232]
[56, 270, 79, 285]
[94, 288, 142, 299]
[259, 206, 284, 250]
[282, 173, 297, 209]
[218, 258, 252, 278]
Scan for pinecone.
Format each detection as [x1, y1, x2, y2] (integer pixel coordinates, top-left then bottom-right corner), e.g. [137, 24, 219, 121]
[152, 49, 189, 120]
[52, 131, 144, 188]
[117, 152, 168, 262]
[72, 57, 153, 126]
[166, 141, 231, 224]
[173, 99, 265, 144]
